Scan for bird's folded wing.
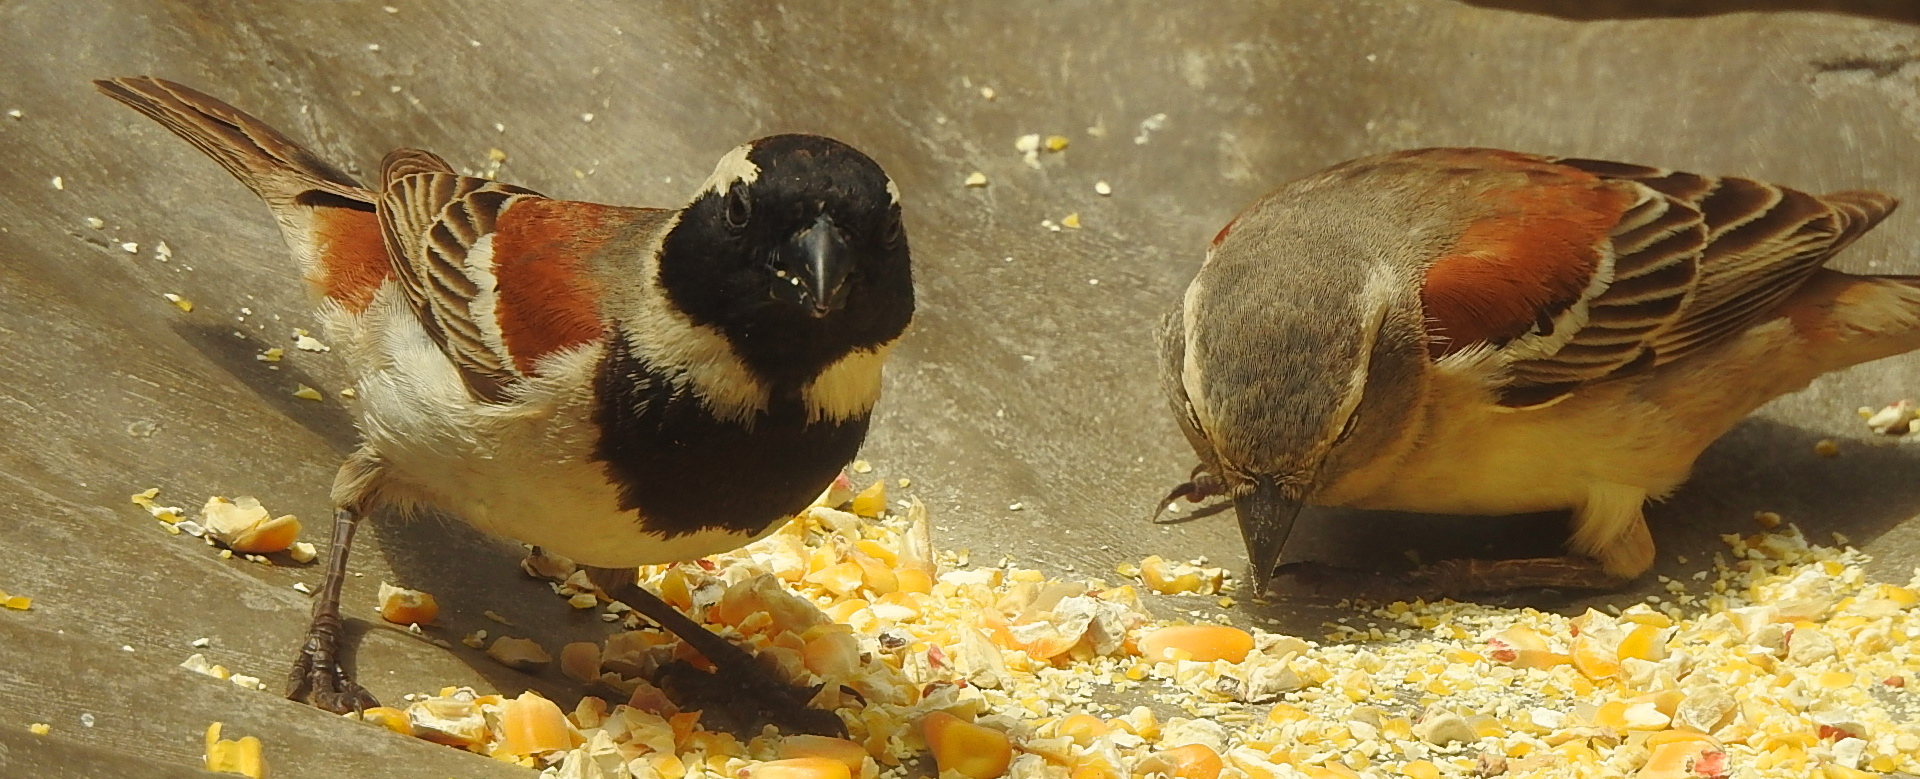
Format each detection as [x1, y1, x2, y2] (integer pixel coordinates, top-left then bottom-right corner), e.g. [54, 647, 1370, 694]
[1423, 151, 1896, 408]
[376, 149, 633, 402]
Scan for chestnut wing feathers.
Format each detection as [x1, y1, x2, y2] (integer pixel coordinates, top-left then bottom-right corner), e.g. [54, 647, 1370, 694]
[1486, 157, 1896, 407]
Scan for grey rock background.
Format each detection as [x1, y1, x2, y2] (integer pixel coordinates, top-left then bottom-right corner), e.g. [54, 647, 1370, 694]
[2, 1, 1918, 775]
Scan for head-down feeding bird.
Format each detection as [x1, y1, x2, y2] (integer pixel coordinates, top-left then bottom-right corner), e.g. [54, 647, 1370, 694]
[1159, 148, 1920, 594]
[97, 76, 914, 733]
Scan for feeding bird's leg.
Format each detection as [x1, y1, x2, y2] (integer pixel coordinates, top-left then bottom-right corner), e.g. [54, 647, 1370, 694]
[286, 504, 380, 714]
[585, 566, 846, 737]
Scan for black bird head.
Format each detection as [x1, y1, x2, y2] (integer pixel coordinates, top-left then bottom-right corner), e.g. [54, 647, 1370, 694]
[659, 135, 915, 387]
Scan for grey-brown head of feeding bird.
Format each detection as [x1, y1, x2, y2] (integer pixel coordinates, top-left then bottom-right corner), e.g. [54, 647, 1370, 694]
[1160, 147, 1920, 595]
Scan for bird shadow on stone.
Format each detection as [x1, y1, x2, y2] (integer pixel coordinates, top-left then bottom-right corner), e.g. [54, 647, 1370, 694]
[1456, 0, 1920, 23]
[165, 319, 360, 456]
[1233, 416, 1920, 638]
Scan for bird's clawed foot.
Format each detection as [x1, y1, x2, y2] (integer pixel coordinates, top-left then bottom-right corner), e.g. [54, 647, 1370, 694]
[1150, 464, 1229, 524]
[586, 566, 847, 737]
[1407, 556, 1632, 598]
[286, 613, 379, 714]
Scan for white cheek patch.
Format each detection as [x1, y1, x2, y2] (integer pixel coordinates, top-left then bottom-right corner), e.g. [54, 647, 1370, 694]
[698, 144, 760, 198]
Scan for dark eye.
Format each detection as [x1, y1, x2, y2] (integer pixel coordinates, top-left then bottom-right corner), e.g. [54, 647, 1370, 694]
[724, 186, 752, 229]
[880, 209, 904, 247]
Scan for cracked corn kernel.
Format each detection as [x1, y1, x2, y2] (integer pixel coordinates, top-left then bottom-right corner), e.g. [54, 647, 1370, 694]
[486, 637, 550, 670]
[747, 757, 851, 779]
[376, 583, 438, 625]
[1137, 744, 1223, 779]
[497, 691, 573, 756]
[355, 707, 410, 735]
[776, 735, 869, 776]
[292, 385, 324, 401]
[1140, 625, 1253, 663]
[921, 712, 1011, 779]
[1399, 760, 1441, 779]
[28, 723, 49, 735]
[203, 722, 266, 778]
[848, 480, 886, 518]
[1057, 713, 1107, 747]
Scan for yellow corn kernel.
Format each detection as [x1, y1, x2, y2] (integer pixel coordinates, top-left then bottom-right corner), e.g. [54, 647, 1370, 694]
[659, 566, 695, 609]
[1594, 701, 1629, 730]
[357, 706, 411, 735]
[1821, 766, 1880, 779]
[652, 753, 688, 779]
[806, 562, 868, 598]
[1136, 744, 1223, 779]
[2, 595, 30, 610]
[895, 568, 933, 594]
[1399, 760, 1441, 779]
[922, 712, 1011, 779]
[1069, 762, 1120, 779]
[1637, 739, 1725, 779]
[1057, 713, 1108, 747]
[1110, 707, 1160, 740]
[1617, 624, 1667, 662]
[803, 629, 861, 679]
[850, 551, 898, 595]
[497, 691, 574, 756]
[1878, 584, 1919, 608]
[1139, 625, 1254, 663]
[747, 757, 852, 779]
[1817, 671, 1856, 689]
[1634, 691, 1686, 719]
[778, 735, 870, 776]
[376, 583, 439, 625]
[203, 722, 266, 778]
[848, 481, 887, 517]
[1571, 633, 1621, 681]
[1487, 625, 1567, 669]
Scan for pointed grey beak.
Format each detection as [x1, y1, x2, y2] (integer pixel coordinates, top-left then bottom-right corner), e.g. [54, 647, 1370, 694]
[1235, 476, 1304, 594]
[791, 214, 851, 317]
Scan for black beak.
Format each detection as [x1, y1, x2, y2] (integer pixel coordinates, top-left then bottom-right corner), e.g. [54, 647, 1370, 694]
[1234, 476, 1304, 595]
[787, 214, 851, 317]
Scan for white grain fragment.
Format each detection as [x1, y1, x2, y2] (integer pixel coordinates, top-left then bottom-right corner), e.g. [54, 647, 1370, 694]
[1134, 113, 1168, 145]
[292, 581, 314, 594]
[1095, 180, 1112, 196]
[581, 113, 595, 123]
[964, 171, 988, 188]
[980, 86, 996, 100]
[120, 242, 139, 254]
[84, 217, 104, 229]
[50, 176, 63, 190]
